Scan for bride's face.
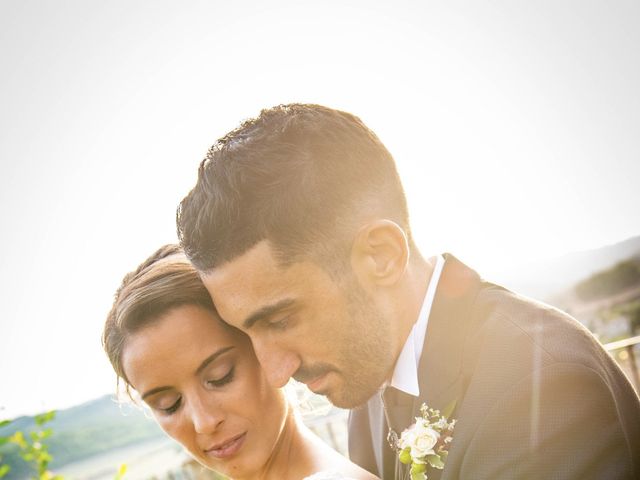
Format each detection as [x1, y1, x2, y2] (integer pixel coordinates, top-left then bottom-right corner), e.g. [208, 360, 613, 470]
[121, 304, 288, 478]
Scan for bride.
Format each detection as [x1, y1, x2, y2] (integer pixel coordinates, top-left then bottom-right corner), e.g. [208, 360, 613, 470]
[102, 244, 378, 480]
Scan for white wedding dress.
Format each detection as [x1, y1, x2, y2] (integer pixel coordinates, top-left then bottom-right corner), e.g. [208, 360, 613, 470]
[304, 472, 356, 480]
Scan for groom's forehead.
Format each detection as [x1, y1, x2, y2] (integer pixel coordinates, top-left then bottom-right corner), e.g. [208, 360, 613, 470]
[202, 243, 279, 308]
[203, 241, 295, 294]
[202, 243, 301, 311]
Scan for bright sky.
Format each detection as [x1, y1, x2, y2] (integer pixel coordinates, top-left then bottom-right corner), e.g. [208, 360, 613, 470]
[1, 0, 639, 419]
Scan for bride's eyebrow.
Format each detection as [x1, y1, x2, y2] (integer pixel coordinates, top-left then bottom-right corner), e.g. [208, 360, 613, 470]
[195, 346, 235, 375]
[142, 386, 172, 400]
[140, 346, 236, 400]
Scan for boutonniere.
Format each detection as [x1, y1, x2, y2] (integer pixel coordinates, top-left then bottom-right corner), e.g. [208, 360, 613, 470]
[395, 403, 456, 480]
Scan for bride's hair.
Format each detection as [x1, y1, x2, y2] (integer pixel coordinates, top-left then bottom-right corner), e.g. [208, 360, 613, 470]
[102, 244, 222, 397]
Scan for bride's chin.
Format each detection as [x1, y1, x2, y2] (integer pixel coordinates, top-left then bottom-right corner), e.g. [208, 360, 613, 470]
[199, 454, 258, 480]
[202, 462, 242, 480]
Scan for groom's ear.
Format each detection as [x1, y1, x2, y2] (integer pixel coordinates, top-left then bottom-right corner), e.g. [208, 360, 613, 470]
[350, 219, 409, 289]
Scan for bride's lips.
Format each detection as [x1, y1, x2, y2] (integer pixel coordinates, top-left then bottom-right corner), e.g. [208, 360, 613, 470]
[203, 432, 247, 459]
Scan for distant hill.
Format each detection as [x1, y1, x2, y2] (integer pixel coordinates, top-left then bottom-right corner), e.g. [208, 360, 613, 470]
[491, 236, 640, 302]
[0, 395, 165, 479]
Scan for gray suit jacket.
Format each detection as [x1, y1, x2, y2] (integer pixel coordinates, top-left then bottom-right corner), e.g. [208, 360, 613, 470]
[348, 254, 640, 479]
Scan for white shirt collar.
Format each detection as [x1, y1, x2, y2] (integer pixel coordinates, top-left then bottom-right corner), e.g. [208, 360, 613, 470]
[389, 254, 445, 397]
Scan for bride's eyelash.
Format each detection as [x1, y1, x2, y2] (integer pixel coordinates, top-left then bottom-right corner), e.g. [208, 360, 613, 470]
[208, 366, 235, 387]
[161, 398, 181, 415]
[156, 367, 236, 416]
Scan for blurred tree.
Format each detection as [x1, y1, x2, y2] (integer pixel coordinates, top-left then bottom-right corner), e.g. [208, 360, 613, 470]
[613, 300, 640, 336]
[576, 259, 640, 301]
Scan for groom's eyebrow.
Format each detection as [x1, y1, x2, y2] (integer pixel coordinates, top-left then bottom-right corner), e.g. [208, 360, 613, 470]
[243, 298, 296, 329]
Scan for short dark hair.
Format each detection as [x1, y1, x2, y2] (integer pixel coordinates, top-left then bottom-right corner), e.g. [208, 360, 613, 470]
[177, 103, 412, 273]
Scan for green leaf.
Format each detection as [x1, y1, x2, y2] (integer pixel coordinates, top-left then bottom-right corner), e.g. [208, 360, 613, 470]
[114, 463, 127, 480]
[410, 462, 427, 474]
[442, 399, 457, 420]
[426, 454, 445, 469]
[0, 420, 11, 429]
[0, 464, 10, 478]
[41, 470, 56, 480]
[21, 452, 34, 462]
[399, 447, 412, 465]
[9, 431, 27, 449]
[35, 411, 56, 427]
[411, 472, 426, 480]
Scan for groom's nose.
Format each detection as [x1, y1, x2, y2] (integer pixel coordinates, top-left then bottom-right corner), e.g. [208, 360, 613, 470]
[253, 341, 300, 388]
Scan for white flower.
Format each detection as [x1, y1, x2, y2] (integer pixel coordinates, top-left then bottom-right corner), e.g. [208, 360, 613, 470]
[435, 417, 449, 430]
[396, 403, 455, 478]
[400, 417, 440, 460]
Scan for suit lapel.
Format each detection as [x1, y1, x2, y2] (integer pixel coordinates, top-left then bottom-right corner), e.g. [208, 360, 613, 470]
[399, 254, 482, 480]
[413, 254, 482, 422]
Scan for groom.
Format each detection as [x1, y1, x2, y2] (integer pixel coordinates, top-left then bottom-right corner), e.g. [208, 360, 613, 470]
[176, 104, 640, 479]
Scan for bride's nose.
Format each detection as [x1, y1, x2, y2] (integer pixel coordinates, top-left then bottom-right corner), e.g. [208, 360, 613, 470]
[188, 393, 225, 434]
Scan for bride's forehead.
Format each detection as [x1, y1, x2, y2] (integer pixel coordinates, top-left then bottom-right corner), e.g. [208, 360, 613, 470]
[123, 307, 240, 366]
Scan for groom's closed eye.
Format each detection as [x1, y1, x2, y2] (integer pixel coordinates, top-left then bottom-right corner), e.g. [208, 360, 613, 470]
[266, 315, 293, 331]
[242, 298, 297, 329]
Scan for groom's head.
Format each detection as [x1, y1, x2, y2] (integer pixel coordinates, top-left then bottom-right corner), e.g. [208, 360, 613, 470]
[178, 104, 415, 408]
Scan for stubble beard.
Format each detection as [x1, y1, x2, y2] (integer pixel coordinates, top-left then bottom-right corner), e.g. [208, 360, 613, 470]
[326, 276, 395, 409]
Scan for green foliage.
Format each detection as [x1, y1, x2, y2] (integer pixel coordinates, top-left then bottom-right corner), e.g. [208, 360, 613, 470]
[34, 414, 55, 428]
[0, 411, 63, 480]
[399, 447, 412, 465]
[629, 304, 640, 335]
[0, 396, 163, 478]
[0, 411, 131, 480]
[410, 461, 426, 480]
[0, 419, 12, 479]
[576, 259, 640, 301]
[114, 464, 127, 480]
[609, 299, 640, 336]
[426, 454, 444, 469]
